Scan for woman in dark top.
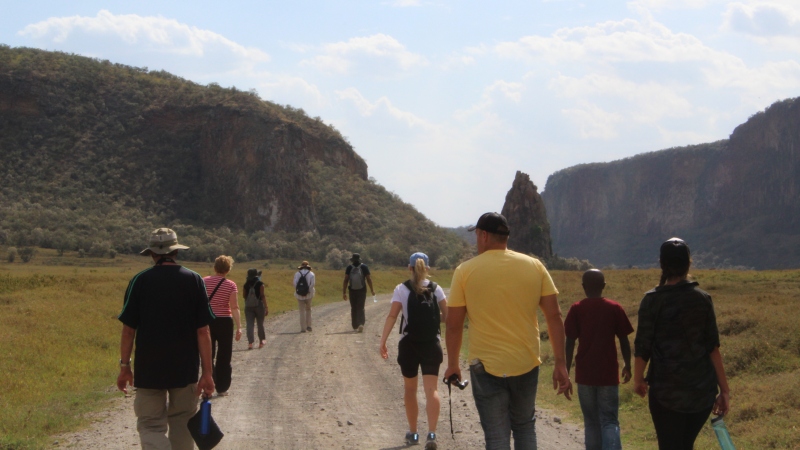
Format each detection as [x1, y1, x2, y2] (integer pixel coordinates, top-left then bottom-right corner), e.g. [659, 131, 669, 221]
[243, 268, 268, 350]
[633, 238, 731, 449]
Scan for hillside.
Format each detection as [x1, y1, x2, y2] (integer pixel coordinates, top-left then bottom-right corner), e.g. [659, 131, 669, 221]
[0, 45, 470, 266]
[542, 97, 800, 269]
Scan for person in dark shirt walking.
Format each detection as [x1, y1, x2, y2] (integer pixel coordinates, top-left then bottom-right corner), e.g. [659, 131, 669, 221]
[565, 269, 633, 450]
[633, 238, 731, 450]
[342, 253, 375, 332]
[117, 228, 216, 450]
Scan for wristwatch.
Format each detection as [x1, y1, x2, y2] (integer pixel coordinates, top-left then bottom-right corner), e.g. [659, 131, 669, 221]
[120, 359, 131, 368]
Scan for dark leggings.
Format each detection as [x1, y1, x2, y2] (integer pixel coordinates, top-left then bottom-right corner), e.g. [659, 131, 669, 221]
[209, 317, 234, 393]
[649, 394, 712, 450]
[349, 288, 367, 329]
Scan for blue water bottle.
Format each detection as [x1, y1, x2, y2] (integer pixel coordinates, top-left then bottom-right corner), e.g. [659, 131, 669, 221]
[711, 415, 735, 450]
[200, 398, 211, 435]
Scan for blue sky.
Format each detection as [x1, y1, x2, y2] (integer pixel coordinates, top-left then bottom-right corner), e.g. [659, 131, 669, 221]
[2, 0, 799, 226]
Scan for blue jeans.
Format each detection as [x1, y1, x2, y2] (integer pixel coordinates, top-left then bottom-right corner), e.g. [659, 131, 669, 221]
[470, 363, 539, 450]
[577, 384, 622, 450]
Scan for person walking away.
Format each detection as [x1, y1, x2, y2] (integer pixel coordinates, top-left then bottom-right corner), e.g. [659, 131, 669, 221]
[203, 255, 242, 396]
[243, 268, 268, 349]
[564, 269, 633, 450]
[342, 253, 375, 332]
[633, 238, 731, 450]
[380, 252, 448, 449]
[444, 212, 573, 450]
[116, 228, 216, 450]
[294, 260, 316, 333]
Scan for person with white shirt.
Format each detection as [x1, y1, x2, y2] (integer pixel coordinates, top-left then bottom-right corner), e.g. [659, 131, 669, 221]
[294, 261, 316, 333]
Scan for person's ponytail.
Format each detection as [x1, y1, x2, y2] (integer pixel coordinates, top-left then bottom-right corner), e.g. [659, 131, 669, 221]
[410, 257, 428, 294]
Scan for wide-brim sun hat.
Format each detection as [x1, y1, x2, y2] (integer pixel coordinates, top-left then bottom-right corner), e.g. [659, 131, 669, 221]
[350, 253, 361, 262]
[298, 261, 312, 270]
[140, 228, 189, 256]
[246, 268, 262, 279]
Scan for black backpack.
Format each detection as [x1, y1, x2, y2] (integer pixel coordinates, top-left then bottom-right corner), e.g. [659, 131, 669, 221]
[400, 280, 440, 342]
[296, 271, 310, 296]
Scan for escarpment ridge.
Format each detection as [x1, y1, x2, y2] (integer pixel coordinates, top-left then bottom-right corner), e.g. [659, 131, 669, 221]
[542, 97, 800, 269]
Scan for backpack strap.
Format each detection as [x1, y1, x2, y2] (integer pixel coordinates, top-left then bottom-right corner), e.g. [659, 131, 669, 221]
[208, 278, 225, 301]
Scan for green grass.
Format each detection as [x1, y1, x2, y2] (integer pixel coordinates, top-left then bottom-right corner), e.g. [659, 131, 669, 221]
[0, 249, 453, 449]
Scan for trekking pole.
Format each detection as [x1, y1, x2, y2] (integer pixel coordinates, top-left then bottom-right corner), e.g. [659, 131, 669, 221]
[443, 373, 469, 440]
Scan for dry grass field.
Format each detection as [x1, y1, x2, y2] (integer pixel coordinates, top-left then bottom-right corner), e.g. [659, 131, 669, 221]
[536, 269, 800, 449]
[1, 249, 798, 449]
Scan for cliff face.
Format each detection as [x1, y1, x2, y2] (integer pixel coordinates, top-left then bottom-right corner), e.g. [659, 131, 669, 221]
[542, 97, 800, 269]
[0, 47, 367, 234]
[501, 171, 553, 259]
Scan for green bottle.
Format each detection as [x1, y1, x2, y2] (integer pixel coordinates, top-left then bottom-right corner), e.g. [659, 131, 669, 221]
[711, 416, 736, 450]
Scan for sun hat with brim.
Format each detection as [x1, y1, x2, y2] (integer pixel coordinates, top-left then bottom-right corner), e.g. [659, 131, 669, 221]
[350, 253, 361, 263]
[246, 268, 262, 279]
[297, 261, 312, 270]
[140, 228, 190, 256]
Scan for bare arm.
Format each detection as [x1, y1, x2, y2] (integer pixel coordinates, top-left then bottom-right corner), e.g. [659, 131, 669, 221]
[365, 274, 375, 296]
[259, 284, 268, 312]
[540, 294, 572, 400]
[444, 306, 467, 382]
[439, 299, 448, 323]
[710, 347, 731, 416]
[116, 325, 136, 393]
[196, 325, 215, 397]
[342, 275, 350, 300]
[229, 291, 242, 341]
[379, 302, 403, 359]
[619, 335, 632, 383]
[634, 356, 648, 397]
[565, 337, 576, 374]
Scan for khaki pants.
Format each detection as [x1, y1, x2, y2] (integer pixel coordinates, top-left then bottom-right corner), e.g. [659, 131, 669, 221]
[298, 298, 312, 330]
[134, 383, 197, 450]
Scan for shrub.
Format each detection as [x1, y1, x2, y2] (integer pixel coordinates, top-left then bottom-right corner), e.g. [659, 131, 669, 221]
[7, 247, 17, 263]
[437, 256, 452, 270]
[18, 247, 36, 263]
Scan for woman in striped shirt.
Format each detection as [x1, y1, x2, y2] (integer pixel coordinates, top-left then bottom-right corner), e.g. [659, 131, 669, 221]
[203, 255, 241, 396]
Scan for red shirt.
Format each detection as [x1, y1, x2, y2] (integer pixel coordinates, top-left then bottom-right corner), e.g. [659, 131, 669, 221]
[203, 276, 238, 318]
[564, 297, 633, 386]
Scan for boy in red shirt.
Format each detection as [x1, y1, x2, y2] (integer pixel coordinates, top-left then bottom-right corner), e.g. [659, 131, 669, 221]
[565, 269, 633, 450]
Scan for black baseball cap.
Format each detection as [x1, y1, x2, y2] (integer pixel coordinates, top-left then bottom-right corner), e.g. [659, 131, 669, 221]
[660, 237, 690, 263]
[467, 212, 510, 236]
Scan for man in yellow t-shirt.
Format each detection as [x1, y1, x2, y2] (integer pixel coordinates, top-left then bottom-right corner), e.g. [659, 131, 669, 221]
[444, 212, 572, 450]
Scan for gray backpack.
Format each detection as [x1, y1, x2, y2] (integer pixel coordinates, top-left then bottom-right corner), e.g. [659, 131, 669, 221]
[245, 282, 262, 307]
[349, 265, 365, 290]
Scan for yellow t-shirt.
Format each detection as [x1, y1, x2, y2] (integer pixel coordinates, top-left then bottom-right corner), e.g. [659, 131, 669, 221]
[448, 249, 559, 377]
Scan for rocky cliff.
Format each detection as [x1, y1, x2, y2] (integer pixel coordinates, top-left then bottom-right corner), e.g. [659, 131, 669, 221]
[501, 171, 553, 259]
[542, 97, 800, 269]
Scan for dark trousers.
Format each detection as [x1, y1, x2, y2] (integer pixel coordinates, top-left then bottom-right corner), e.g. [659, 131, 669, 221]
[349, 288, 367, 329]
[649, 393, 712, 450]
[245, 304, 266, 344]
[209, 317, 234, 393]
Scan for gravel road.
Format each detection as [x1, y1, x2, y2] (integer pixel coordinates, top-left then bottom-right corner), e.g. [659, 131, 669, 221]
[55, 294, 583, 449]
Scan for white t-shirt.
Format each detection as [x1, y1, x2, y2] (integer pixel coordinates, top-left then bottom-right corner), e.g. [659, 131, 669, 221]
[293, 269, 316, 300]
[391, 279, 447, 337]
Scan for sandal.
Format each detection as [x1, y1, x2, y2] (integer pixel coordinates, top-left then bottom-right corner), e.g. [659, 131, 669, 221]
[259, 340, 266, 349]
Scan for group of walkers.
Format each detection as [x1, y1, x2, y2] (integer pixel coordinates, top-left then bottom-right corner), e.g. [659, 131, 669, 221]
[116, 215, 731, 450]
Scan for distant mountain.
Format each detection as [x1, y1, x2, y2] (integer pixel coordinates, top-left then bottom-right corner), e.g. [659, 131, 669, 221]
[0, 45, 470, 266]
[542, 97, 800, 269]
[501, 171, 553, 259]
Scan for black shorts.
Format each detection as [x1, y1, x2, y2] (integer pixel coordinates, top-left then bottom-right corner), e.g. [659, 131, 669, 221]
[397, 337, 443, 378]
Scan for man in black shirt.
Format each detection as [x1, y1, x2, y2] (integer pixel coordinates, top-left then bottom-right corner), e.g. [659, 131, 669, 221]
[342, 253, 375, 332]
[117, 228, 216, 450]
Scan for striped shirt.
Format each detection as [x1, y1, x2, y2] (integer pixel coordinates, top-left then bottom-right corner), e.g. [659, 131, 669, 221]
[203, 275, 238, 318]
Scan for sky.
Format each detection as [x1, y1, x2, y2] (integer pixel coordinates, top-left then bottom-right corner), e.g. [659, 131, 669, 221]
[2, 0, 799, 227]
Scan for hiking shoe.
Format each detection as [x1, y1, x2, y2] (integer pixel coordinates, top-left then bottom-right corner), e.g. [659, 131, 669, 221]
[248, 343, 253, 350]
[405, 431, 419, 445]
[425, 432, 437, 449]
[357, 325, 364, 333]
[217, 391, 229, 397]
[307, 327, 312, 332]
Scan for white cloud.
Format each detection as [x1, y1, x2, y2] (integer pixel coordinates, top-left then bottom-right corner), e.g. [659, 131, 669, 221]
[258, 75, 326, 108]
[301, 34, 427, 75]
[386, 0, 421, 6]
[455, 80, 525, 119]
[335, 87, 434, 129]
[561, 102, 623, 139]
[723, 2, 800, 36]
[494, 19, 718, 64]
[550, 74, 694, 123]
[19, 10, 269, 62]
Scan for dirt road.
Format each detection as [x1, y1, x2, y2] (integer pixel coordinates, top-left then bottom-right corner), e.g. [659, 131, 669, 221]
[56, 295, 583, 449]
